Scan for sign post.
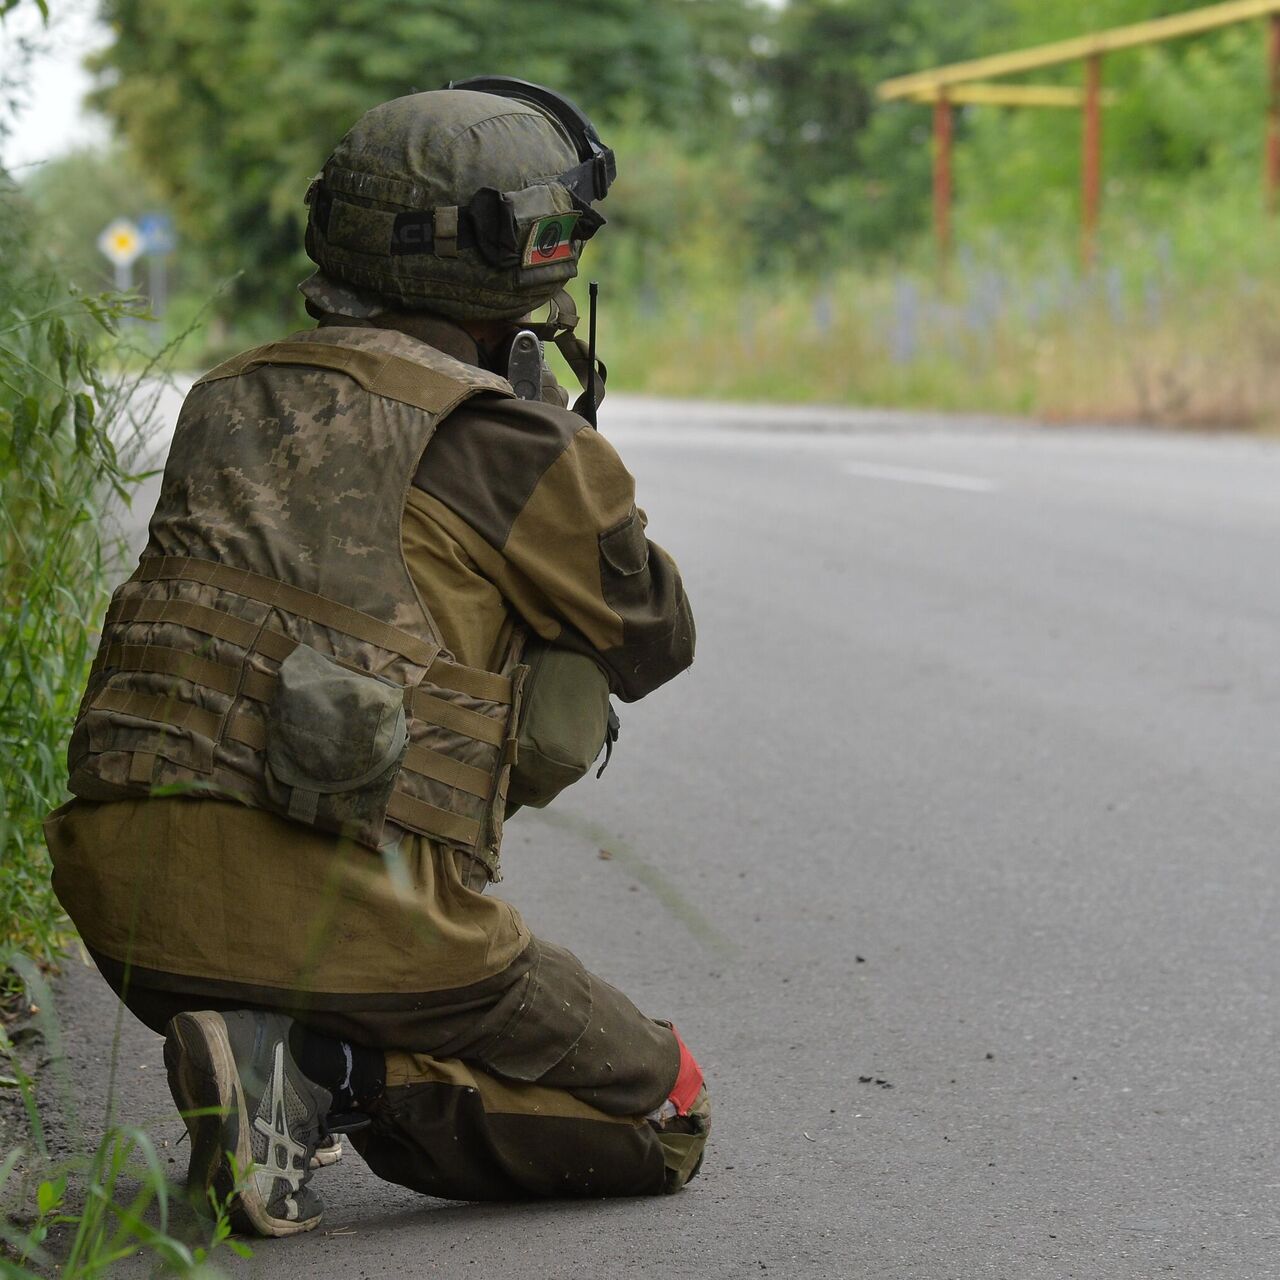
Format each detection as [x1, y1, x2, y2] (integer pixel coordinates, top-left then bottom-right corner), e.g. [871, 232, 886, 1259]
[139, 213, 176, 324]
[96, 218, 143, 294]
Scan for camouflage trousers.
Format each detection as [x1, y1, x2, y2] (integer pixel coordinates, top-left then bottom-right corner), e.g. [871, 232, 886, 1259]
[91, 934, 709, 1200]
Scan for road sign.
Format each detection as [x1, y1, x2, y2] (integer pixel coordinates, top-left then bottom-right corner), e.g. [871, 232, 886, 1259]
[138, 212, 176, 255]
[97, 218, 143, 268]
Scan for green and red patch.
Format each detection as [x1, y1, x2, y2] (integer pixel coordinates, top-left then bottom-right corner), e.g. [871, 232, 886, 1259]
[523, 212, 579, 268]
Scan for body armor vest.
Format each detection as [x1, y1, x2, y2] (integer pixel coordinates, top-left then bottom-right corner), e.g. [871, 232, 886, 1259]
[68, 325, 525, 881]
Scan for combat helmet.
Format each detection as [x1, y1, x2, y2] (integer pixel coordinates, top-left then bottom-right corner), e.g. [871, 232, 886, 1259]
[303, 77, 615, 324]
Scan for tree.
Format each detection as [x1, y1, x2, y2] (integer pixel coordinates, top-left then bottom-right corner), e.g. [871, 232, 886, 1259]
[749, 0, 1001, 265]
[953, 0, 1280, 259]
[90, 0, 760, 324]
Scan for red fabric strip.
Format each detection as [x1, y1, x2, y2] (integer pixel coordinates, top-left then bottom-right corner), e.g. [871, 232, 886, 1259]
[667, 1026, 704, 1116]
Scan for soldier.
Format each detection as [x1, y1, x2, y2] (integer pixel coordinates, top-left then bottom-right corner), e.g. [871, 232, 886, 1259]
[44, 79, 707, 1237]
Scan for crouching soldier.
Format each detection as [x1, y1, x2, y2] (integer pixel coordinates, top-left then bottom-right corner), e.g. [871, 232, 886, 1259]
[44, 79, 708, 1236]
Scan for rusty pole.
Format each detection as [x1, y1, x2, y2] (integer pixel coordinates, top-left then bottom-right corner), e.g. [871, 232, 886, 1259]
[933, 94, 953, 267]
[1081, 54, 1103, 268]
[1267, 13, 1280, 213]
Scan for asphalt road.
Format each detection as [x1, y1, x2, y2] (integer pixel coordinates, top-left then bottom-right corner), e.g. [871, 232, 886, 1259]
[41, 395, 1280, 1278]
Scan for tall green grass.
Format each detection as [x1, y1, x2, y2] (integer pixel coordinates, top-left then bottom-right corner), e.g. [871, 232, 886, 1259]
[0, 173, 160, 980]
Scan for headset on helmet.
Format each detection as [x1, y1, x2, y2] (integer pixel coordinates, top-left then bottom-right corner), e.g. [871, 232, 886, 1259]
[446, 75, 617, 211]
[304, 81, 612, 306]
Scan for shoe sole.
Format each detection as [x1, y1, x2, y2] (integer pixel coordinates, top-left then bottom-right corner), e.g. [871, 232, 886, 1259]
[164, 1011, 321, 1238]
[311, 1139, 343, 1169]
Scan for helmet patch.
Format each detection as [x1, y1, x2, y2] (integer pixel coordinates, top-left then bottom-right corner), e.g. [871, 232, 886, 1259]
[524, 213, 579, 268]
[390, 211, 436, 256]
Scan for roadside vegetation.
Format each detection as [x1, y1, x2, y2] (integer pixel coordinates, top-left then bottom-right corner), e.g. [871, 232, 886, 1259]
[0, 960, 247, 1277]
[0, 171, 141, 983]
[599, 195, 1280, 428]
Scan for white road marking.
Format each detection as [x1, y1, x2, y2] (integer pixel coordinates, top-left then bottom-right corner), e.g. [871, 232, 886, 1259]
[841, 460, 1000, 492]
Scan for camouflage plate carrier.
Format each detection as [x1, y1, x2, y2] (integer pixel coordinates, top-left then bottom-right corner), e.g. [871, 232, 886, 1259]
[68, 325, 525, 881]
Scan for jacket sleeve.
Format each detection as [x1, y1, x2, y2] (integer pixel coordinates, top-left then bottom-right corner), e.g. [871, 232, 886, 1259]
[412, 396, 695, 702]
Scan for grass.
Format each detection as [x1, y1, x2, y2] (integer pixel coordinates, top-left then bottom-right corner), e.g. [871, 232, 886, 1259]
[0, 172, 169, 988]
[592, 252, 1280, 431]
[0, 957, 250, 1277]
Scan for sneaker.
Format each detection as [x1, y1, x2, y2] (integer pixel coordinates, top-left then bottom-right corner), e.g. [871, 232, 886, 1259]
[310, 1133, 343, 1169]
[163, 1010, 331, 1237]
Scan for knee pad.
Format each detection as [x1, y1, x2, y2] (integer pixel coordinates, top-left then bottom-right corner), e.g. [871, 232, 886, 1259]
[654, 1083, 710, 1192]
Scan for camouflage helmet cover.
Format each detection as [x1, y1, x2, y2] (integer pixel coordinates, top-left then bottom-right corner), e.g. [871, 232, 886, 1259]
[304, 87, 610, 321]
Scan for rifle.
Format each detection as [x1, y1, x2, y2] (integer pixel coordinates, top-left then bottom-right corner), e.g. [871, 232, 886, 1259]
[507, 281, 601, 428]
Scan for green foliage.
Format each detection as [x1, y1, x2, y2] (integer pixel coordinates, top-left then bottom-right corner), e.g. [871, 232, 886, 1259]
[90, 0, 762, 322]
[0, 1125, 245, 1277]
[750, 0, 1001, 263]
[80, 0, 1280, 374]
[955, 1, 1278, 256]
[599, 218, 1280, 429]
[576, 106, 759, 307]
[0, 2, 50, 24]
[0, 961, 250, 1276]
[0, 171, 154, 979]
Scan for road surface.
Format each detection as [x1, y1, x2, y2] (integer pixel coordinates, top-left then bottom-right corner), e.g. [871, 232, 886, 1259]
[41, 395, 1280, 1277]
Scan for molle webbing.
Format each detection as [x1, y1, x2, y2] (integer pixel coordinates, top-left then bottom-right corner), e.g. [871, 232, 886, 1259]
[100, 592, 511, 704]
[89, 686, 267, 752]
[385, 792, 480, 846]
[79, 555, 518, 859]
[134, 556, 442, 669]
[89, 648, 510, 785]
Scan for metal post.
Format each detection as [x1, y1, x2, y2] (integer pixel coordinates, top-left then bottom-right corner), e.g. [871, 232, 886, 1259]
[1082, 54, 1103, 268]
[933, 95, 953, 267]
[148, 255, 167, 326]
[1267, 13, 1280, 213]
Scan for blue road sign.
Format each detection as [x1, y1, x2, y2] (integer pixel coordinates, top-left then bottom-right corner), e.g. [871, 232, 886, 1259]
[138, 212, 176, 255]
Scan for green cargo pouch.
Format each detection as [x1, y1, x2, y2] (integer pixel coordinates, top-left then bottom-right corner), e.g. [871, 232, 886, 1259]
[264, 643, 408, 842]
[507, 641, 617, 810]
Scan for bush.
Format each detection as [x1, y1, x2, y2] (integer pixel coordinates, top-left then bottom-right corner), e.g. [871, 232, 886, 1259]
[0, 171, 154, 982]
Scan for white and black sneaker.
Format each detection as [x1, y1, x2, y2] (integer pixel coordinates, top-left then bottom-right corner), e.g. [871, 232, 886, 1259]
[163, 1009, 331, 1237]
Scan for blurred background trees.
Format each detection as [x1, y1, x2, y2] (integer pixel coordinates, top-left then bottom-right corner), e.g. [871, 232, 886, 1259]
[11, 0, 1280, 422]
[84, 0, 760, 323]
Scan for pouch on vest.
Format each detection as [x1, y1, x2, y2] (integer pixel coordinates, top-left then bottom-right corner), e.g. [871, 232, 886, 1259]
[264, 643, 408, 844]
[507, 641, 615, 810]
